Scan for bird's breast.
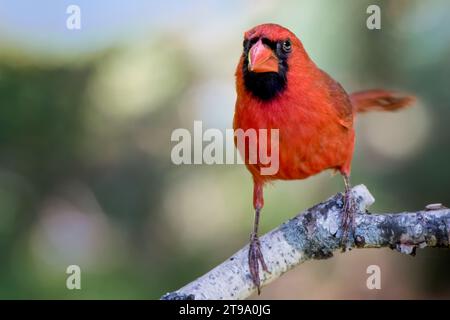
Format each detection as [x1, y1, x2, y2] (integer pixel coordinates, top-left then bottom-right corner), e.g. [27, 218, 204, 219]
[234, 96, 354, 182]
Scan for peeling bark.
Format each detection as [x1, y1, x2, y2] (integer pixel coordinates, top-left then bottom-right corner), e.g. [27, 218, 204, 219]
[161, 185, 450, 300]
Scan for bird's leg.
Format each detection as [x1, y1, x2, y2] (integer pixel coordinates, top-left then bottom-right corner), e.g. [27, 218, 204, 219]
[340, 173, 356, 250]
[248, 207, 269, 294]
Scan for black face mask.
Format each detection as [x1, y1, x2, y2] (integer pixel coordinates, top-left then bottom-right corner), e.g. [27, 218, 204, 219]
[242, 37, 290, 101]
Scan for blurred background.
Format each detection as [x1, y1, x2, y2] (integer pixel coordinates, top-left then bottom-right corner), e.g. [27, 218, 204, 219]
[0, 0, 449, 299]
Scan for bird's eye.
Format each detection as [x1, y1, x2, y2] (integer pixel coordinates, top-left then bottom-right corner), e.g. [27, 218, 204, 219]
[282, 40, 292, 53]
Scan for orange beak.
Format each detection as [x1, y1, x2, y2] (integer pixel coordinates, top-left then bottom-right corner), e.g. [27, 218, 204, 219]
[248, 39, 279, 73]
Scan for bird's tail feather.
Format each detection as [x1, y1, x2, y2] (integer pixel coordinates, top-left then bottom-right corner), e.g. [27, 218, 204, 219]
[350, 89, 415, 113]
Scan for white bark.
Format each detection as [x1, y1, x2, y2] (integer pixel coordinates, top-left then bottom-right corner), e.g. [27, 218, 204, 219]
[161, 185, 450, 300]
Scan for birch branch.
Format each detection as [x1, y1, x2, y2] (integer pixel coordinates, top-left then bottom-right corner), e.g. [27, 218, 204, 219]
[161, 184, 450, 300]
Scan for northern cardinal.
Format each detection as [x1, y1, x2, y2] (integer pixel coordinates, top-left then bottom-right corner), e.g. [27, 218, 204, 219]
[233, 23, 414, 293]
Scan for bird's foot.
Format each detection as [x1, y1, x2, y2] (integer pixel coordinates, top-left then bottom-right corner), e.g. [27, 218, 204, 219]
[340, 190, 356, 251]
[248, 233, 269, 294]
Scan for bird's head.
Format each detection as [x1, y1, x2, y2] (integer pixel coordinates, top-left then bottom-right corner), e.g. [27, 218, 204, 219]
[237, 23, 311, 101]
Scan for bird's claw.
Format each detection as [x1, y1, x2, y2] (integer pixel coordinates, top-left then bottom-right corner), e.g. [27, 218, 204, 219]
[248, 233, 269, 294]
[340, 191, 356, 251]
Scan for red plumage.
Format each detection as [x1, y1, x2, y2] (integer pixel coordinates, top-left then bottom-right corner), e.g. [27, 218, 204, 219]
[234, 23, 413, 208]
[233, 23, 414, 293]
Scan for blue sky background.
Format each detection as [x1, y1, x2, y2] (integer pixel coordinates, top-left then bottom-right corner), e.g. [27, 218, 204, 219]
[0, 0, 241, 54]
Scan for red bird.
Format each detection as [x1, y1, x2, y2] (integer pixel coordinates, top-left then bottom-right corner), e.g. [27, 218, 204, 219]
[233, 23, 414, 293]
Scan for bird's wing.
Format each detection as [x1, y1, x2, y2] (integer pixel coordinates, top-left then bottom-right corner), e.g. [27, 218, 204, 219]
[318, 69, 354, 129]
